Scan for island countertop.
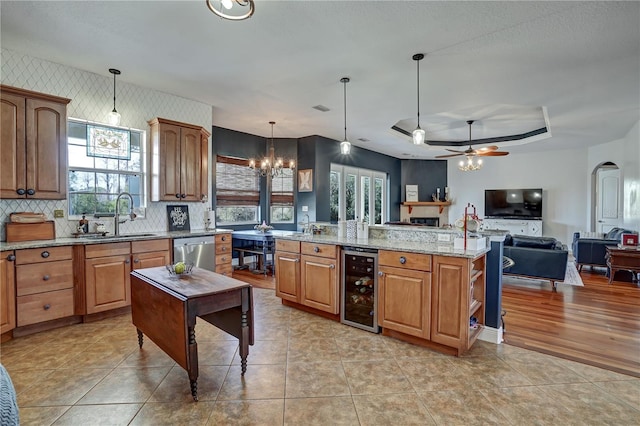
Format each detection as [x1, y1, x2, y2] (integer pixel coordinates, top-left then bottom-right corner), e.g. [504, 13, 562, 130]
[273, 233, 490, 258]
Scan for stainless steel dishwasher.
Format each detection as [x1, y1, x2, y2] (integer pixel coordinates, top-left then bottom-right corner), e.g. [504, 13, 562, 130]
[173, 235, 216, 272]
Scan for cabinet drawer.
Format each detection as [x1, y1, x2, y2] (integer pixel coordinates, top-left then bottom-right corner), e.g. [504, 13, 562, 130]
[276, 239, 300, 253]
[216, 264, 233, 277]
[379, 250, 431, 271]
[16, 260, 74, 296]
[216, 253, 232, 265]
[216, 243, 231, 255]
[215, 233, 232, 245]
[15, 246, 72, 264]
[301, 242, 337, 259]
[132, 239, 170, 254]
[17, 288, 74, 327]
[85, 242, 130, 259]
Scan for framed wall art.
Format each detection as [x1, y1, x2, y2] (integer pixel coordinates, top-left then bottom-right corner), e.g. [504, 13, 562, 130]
[298, 169, 313, 192]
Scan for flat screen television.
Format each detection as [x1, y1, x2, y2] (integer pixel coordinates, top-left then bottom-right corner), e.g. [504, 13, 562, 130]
[484, 188, 543, 219]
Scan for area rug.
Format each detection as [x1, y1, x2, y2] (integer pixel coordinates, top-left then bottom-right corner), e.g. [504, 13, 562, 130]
[503, 261, 584, 287]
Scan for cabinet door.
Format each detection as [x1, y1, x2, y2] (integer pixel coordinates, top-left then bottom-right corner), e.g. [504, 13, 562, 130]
[431, 256, 469, 348]
[180, 126, 202, 201]
[85, 255, 131, 314]
[300, 255, 338, 314]
[132, 250, 171, 270]
[0, 251, 16, 334]
[0, 92, 26, 199]
[275, 252, 300, 303]
[158, 123, 182, 201]
[378, 265, 431, 339]
[25, 97, 67, 199]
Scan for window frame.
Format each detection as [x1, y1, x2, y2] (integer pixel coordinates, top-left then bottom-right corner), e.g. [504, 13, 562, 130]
[215, 155, 261, 226]
[330, 164, 387, 225]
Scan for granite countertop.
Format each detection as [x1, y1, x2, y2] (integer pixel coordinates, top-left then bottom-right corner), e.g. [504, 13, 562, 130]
[0, 228, 234, 251]
[274, 233, 490, 258]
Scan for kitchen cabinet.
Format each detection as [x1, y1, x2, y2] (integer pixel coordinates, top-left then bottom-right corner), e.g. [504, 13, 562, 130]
[431, 254, 486, 353]
[0, 85, 70, 199]
[84, 242, 131, 314]
[15, 246, 74, 327]
[378, 250, 432, 339]
[149, 117, 210, 202]
[0, 250, 16, 336]
[132, 239, 171, 270]
[300, 242, 339, 314]
[275, 239, 301, 303]
[215, 233, 233, 276]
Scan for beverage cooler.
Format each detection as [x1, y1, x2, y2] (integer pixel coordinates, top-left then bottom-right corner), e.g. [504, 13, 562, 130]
[341, 247, 379, 333]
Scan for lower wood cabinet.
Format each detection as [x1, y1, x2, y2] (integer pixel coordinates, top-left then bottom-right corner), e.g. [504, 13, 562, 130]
[85, 250, 131, 315]
[300, 242, 339, 314]
[275, 240, 300, 303]
[215, 233, 232, 276]
[0, 250, 16, 334]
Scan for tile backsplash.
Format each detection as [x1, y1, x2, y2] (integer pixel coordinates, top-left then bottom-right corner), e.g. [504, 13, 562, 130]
[1, 48, 213, 241]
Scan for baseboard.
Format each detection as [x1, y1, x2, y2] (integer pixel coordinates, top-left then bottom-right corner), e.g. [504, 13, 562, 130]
[479, 325, 503, 344]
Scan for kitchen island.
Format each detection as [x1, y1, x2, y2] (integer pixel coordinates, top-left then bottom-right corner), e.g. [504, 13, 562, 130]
[273, 231, 490, 356]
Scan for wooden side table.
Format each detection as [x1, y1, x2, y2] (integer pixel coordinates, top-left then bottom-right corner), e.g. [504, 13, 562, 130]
[605, 246, 640, 284]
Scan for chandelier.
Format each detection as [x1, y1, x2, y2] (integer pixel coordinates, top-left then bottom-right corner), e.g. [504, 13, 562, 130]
[205, 0, 255, 21]
[249, 121, 295, 178]
[459, 156, 483, 171]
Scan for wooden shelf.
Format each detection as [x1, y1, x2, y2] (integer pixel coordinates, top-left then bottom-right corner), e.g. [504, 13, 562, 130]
[470, 269, 483, 283]
[469, 324, 483, 346]
[469, 299, 482, 317]
[402, 201, 452, 214]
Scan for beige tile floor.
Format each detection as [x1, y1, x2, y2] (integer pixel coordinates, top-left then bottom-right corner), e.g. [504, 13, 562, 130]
[2, 287, 639, 425]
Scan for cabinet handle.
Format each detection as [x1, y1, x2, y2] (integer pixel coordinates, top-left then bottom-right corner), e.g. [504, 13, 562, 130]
[43, 304, 51, 311]
[221, 257, 227, 262]
[125, 259, 130, 264]
[330, 264, 335, 269]
[221, 246, 227, 252]
[221, 236, 227, 241]
[43, 275, 50, 281]
[26, 188, 36, 196]
[181, 193, 186, 198]
[7, 254, 15, 262]
[378, 271, 384, 276]
[41, 251, 50, 258]
[175, 193, 181, 198]
[314, 247, 320, 253]
[295, 258, 300, 263]
[133, 258, 139, 263]
[399, 256, 406, 264]
[16, 188, 26, 195]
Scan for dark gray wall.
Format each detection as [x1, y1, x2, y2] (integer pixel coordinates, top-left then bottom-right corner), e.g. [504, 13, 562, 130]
[401, 159, 448, 202]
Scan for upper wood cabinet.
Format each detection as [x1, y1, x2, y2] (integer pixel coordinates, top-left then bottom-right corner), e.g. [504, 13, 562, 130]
[0, 85, 70, 199]
[149, 117, 210, 202]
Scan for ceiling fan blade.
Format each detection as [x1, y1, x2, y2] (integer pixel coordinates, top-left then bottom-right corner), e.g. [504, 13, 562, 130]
[478, 151, 509, 156]
[435, 153, 464, 158]
[445, 148, 465, 154]
[475, 145, 499, 153]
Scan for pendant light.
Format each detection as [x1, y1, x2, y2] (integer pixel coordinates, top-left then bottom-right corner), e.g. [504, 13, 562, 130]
[412, 53, 425, 145]
[108, 68, 121, 126]
[340, 77, 351, 155]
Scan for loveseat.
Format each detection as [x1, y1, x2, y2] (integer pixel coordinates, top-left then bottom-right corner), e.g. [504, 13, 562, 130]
[502, 234, 569, 291]
[572, 227, 638, 271]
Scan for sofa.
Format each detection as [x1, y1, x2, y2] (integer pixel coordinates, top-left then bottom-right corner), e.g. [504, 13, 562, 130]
[502, 234, 569, 291]
[572, 227, 638, 271]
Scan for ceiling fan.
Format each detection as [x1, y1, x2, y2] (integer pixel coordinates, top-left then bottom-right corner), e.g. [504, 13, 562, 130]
[435, 120, 510, 159]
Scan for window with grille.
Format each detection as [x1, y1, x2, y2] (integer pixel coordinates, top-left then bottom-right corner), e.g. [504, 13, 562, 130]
[271, 168, 294, 223]
[216, 155, 260, 225]
[330, 164, 386, 225]
[67, 119, 145, 218]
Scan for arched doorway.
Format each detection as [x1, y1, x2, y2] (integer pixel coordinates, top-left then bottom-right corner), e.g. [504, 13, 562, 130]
[592, 162, 621, 234]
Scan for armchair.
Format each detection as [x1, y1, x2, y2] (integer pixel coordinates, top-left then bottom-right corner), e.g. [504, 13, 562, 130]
[572, 227, 638, 271]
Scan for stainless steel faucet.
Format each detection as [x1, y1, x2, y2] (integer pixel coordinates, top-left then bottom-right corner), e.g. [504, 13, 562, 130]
[114, 192, 136, 236]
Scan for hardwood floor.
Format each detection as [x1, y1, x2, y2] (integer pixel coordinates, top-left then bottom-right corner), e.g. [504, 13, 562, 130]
[235, 264, 640, 378]
[502, 266, 640, 378]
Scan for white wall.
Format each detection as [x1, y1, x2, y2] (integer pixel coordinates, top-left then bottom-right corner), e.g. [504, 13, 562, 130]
[447, 148, 588, 246]
[0, 48, 213, 240]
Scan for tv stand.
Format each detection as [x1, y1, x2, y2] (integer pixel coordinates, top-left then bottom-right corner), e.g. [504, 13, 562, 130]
[481, 218, 542, 236]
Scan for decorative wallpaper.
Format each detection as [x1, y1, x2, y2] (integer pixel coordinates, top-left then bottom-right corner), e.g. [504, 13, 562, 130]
[0, 48, 213, 241]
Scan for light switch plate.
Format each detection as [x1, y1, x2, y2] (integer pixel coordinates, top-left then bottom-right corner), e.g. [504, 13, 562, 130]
[437, 233, 451, 242]
[53, 209, 64, 218]
[301, 205, 308, 212]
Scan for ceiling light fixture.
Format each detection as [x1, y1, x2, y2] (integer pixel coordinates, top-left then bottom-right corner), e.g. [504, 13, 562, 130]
[340, 77, 351, 155]
[412, 53, 426, 145]
[107, 68, 121, 126]
[249, 121, 295, 178]
[459, 121, 483, 172]
[205, 0, 254, 21]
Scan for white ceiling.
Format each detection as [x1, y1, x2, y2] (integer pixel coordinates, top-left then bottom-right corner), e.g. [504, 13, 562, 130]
[1, 1, 638, 159]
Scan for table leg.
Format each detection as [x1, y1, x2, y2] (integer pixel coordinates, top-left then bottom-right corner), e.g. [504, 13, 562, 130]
[240, 309, 249, 375]
[137, 329, 144, 348]
[187, 326, 199, 401]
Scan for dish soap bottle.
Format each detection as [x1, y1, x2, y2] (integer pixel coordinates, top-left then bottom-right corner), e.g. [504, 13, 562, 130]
[79, 214, 89, 234]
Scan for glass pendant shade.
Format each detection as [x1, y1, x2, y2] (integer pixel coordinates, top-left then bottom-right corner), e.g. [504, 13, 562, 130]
[412, 127, 425, 145]
[108, 110, 121, 126]
[340, 140, 351, 155]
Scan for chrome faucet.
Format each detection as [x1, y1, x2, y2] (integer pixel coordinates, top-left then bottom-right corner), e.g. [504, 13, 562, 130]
[114, 192, 136, 236]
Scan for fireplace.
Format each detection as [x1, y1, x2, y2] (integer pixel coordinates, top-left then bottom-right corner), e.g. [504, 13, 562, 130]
[410, 217, 439, 227]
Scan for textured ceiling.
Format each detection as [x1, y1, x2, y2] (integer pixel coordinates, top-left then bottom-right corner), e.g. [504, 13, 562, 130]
[1, 1, 638, 159]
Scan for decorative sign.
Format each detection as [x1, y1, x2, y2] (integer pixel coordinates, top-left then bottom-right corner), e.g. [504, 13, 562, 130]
[298, 169, 313, 192]
[86, 124, 131, 160]
[406, 185, 419, 202]
[167, 205, 190, 232]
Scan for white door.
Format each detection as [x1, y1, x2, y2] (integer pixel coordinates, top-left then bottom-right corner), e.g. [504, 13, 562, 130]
[596, 168, 621, 234]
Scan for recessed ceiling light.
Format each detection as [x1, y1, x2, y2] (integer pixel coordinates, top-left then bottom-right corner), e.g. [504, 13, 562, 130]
[312, 105, 330, 112]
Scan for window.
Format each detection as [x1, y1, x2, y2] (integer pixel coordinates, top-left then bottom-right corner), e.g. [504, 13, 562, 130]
[330, 164, 386, 225]
[67, 119, 145, 218]
[270, 168, 294, 223]
[216, 155, 260, 225]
